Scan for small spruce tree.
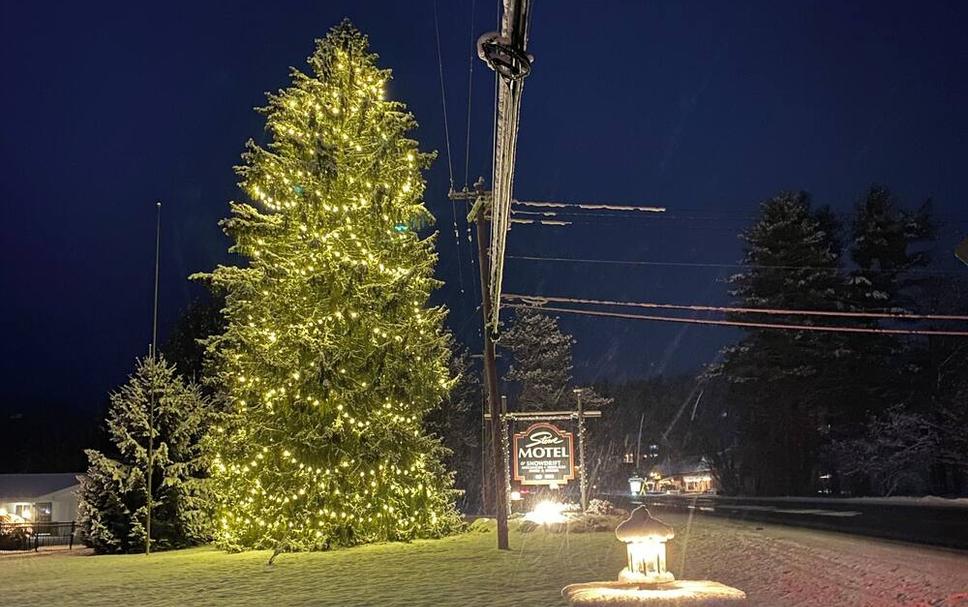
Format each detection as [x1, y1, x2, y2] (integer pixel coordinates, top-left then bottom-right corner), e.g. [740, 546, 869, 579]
[501, 308, 577, 410]
[196, 22, 460, 554]
[501, 308, 609, 412]
[78, 356, 211, 553]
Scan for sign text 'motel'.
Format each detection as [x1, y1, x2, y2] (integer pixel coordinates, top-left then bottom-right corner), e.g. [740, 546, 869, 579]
[512, 422, 576, 486]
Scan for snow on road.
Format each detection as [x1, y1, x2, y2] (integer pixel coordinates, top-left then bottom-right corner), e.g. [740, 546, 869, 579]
[659, 512, 968, 606]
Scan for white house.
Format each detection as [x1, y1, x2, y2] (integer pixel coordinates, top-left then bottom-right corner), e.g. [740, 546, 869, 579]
[0, 473, 83, 523]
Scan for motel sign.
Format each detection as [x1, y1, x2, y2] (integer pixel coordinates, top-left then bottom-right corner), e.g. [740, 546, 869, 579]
[512, 422, 576, 486]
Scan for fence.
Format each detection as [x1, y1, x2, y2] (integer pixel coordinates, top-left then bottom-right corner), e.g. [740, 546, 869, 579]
[0, 521, 78, 551]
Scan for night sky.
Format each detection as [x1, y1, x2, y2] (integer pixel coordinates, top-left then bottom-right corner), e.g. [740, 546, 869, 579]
[2, 0, 966, 417]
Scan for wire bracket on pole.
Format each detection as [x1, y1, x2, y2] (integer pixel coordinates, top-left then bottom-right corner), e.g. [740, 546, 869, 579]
[477, 33, 533, 81]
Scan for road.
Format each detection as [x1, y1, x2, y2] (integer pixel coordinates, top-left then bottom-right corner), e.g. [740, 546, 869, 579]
[613, 493, 968, 550]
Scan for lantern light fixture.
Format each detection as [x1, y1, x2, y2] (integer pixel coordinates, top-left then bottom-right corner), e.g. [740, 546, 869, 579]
[614, 506, 675, 585]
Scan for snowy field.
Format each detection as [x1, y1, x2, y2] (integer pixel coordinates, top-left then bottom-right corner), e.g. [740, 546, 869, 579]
[1, 513, 965, 606]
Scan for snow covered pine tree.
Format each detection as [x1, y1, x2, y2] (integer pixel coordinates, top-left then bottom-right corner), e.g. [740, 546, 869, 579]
[720, 191, 845, 496]
[196, 22, 461, 555]
[78, 356, 211, 553]
[502, 308, 577, 411]
[502, 307, 609, 412]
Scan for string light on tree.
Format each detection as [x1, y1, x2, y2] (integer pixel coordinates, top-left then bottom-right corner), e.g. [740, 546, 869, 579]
[195, 21, 461, 555]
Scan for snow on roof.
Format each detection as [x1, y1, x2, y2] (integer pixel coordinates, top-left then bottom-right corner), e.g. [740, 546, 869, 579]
[650, 456, 711, 478]
[615, 506, 675, 542]
[0, 473, 82, 499]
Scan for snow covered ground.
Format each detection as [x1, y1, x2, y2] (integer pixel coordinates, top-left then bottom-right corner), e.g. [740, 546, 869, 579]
[1, 513, 965, 606]
[662, 512, 968, 606]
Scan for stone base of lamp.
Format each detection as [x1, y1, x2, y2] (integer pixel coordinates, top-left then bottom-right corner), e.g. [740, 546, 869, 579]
[562, 580, 747, 606]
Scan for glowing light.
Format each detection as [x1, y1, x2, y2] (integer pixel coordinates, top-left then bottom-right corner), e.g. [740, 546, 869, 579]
[525, 500, 568, 525]
[615, 507, 675, 584]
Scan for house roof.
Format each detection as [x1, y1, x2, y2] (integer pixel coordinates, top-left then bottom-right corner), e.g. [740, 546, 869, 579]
[0, 473, 82, 499]
[650, 456, 711, 478]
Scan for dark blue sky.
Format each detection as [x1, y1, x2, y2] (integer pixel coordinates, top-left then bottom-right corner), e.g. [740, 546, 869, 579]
[2, 0, 966, 414]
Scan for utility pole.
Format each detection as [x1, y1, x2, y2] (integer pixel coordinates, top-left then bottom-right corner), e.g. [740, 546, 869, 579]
[574, 388, 588, 511]
[456, 178, 509, 550]
[146, 201, 161, 556]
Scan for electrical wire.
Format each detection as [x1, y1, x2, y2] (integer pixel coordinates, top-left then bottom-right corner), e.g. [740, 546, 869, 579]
[433, 0, 466, 295]
[463, 0, 476, 188]
[505, 254, 965, 276]
[513, 200, 667, 213]
[502, 293, 968, 322]
[504, 303, 968, 337]
[486, 0, 531, 329]
[433, 0, 455, 188]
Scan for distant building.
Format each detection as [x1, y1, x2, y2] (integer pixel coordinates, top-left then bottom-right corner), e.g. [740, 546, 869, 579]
[0, 473, 83, 523]
[646, 457, 716, 494]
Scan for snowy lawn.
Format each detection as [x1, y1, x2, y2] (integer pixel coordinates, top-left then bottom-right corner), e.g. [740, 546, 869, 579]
[2, 514, 966, 606]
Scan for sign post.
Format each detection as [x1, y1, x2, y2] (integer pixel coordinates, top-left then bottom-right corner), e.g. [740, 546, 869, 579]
[488, 408, 602, 510]
[574, 389, 588, 511]
[501, 396, 512, 515]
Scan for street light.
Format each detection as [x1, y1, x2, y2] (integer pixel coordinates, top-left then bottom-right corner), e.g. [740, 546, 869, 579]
[628, 476, 644, 496]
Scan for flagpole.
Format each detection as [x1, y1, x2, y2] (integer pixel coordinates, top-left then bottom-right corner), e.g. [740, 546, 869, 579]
[146, 201, 161, 555]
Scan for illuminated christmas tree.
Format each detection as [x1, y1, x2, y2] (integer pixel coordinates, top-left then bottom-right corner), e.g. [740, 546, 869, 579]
[196, 21, 460, 553]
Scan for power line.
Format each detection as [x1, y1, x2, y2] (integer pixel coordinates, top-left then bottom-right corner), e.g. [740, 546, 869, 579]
[510, 218, 571, 226]
[505, 303, 968, 337]
[503, 293, 968, 322]
[432, 0, 455, 188]
[480, 0, 533, 331]
[512, 200, 667, 213]
[513, 203, 968, 224]
[462, 0, 476, 188]
[461, 0, 482, 317]
[432, 0, 466, 295]
[505, 254, 965, 276]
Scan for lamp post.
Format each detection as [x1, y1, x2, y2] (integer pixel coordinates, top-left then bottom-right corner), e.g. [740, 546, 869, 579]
[628, 476, 644, 497]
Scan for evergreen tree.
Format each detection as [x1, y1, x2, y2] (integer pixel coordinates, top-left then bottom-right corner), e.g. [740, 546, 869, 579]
[501, 308, 576, 410]
[425, 345, 483, 513]
[849, 185, 933, 311]
[78, 356, 211, 553]
[196, 22, 460, 554]
[163, 291, 226, 383]
[828, 187, 937, 494]
[719, 191, 846, 495]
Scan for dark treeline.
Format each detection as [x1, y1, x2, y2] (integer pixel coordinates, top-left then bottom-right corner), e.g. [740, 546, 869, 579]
[711, 186, 968, 497]
[502, 185, 968, 500]
[411, 180, 968, 505]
